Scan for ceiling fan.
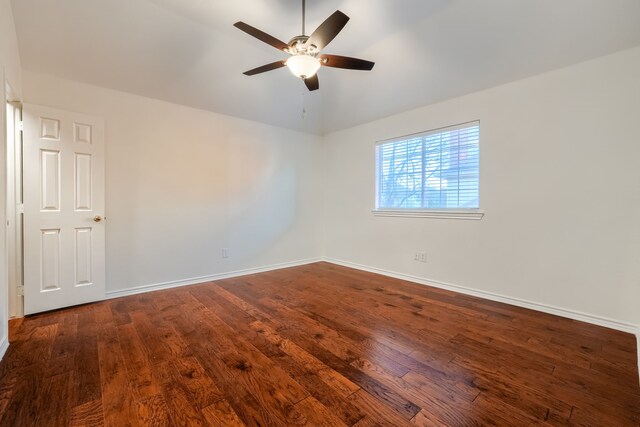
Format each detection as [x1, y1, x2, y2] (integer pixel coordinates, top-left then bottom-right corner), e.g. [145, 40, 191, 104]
[233, 0, 375, 91]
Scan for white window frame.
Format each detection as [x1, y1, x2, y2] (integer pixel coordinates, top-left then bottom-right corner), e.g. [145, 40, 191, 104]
[372, 121, 484, 220]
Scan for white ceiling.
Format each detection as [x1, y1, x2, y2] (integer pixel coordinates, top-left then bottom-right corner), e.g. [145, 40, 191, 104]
[11, 0, 640, 134]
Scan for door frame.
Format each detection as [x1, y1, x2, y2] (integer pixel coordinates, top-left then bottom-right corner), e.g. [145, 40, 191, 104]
[2, 75, 22, 360]
[5, 99, 23, 318]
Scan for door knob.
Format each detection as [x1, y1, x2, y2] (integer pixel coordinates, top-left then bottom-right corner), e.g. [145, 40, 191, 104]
[93, 215, 103, 222]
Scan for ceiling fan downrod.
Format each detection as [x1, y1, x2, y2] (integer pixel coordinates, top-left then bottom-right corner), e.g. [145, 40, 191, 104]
[302, 0, 306, 36]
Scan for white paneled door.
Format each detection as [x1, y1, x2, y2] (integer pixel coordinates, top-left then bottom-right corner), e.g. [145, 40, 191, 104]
[23, 104, 105, 314]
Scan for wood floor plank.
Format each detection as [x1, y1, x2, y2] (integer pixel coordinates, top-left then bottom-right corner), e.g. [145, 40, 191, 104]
[171, 356, 224, 409]
[49, 312, 78, 361]
[205, 286, 364, 405]
[249, 320, 361, 398]
[0, 375, 17, 416]
[6, 369, 46, 427]
[71, 311, 101, 408]
[97, 323, 140, 427]
[109, 300, 132, 326]
[231, 270, 460, 360]
[348, 389, 413, 426]
[169, 313, 283, 426]
[187, 288, 311, 406]
[465, 365, 573, 421]
[206, 285, 368, 426]
[201, 399, 245, 427]
[116, 322, 161, 400]
[151, 361, 207, 427]
[0, 262, 638, 426]
[136, 394, 172, 427]
[220, 287, 422, 420]
[19, 323, 59, 367]
[69, 399, 105, 427]
[294, 395, 349, 427]
[8, 318, 24, 340]
[410, 409, 441, 427]
[173, 295, 301, 426]
[497, 363, 640, 423]
[129, 310, 175, 365]
[34, 371, 73, 427]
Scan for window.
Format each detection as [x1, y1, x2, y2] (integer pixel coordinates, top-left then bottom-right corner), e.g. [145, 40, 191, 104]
[374, 121, 482, 219]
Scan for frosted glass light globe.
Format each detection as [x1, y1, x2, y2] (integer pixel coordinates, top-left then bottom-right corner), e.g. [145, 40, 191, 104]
[286, 54, 321, 79]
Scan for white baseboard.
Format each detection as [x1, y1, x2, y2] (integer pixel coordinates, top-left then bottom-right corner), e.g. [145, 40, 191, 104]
[98, 255, 640, 382]
[0, 335, 9, 361]
[105, 257, 323, 299]
[637, 332, 640, 382]
[323, 257, 640, 335]
[106, 255, 638, 336]
[12, 255, 640, 381]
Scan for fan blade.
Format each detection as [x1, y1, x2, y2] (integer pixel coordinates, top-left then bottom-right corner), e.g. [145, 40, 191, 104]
[319, 54, 375, 71]
[306, 11, 349, 51]
[304, 74, 319, 91]
[234, 22, 289, 51]
[243, 61, 286, 76]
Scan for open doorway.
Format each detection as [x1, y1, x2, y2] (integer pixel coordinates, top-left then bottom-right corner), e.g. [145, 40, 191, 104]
[6, 100, 23, 318]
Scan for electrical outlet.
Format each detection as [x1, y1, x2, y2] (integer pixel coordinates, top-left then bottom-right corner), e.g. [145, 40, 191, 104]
[414, 251, 427, 263]
[222, 248, 229, 258]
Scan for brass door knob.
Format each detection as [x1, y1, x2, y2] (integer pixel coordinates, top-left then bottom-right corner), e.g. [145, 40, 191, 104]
[93, 215, 103, 222]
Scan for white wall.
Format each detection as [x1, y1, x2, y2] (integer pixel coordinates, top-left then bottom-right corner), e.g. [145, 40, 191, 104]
[324, 47, 640, 329]
[22, 71, 323, 294]
[14, 42, 640, 335]
[0, 0, 22, 355]
[0, 0, 21, 94]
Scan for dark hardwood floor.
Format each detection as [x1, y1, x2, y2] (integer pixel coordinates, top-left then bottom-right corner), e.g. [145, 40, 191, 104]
[0, 262, 638, 426]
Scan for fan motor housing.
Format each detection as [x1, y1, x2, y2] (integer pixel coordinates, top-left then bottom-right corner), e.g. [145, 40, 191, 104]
[287, 35, 318, 55]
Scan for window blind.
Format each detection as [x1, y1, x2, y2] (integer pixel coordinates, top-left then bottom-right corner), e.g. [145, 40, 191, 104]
[376, 121, 480, 210]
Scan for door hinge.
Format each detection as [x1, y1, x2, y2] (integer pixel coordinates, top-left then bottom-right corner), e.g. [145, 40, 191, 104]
[16, 286, 24, 297]
[17, 121, 23, 132]
[16, 203, 24, 214]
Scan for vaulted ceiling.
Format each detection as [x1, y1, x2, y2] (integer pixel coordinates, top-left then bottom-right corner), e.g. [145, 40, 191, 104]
[11, 0, 640, 134]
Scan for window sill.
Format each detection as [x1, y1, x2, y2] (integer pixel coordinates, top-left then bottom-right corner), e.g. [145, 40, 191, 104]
[371, 209, 484, 220]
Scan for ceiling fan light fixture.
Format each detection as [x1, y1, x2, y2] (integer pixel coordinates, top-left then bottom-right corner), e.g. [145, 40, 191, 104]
[235, 5, 373, 91]
[286, 54, 321, 79]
